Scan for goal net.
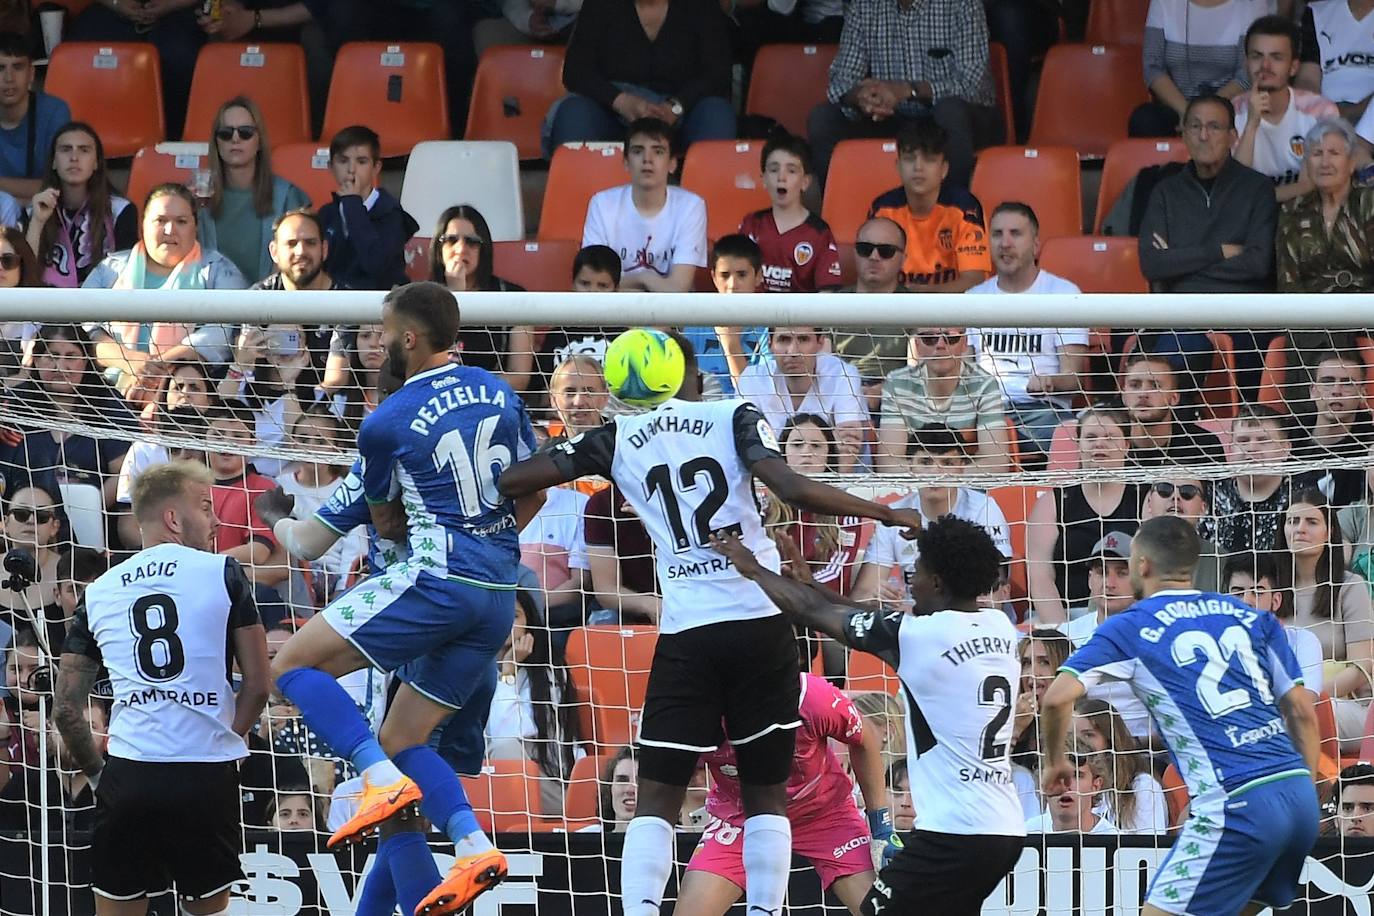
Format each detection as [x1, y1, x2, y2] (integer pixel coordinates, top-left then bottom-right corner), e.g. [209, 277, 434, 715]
[1, 290, 1373, 915]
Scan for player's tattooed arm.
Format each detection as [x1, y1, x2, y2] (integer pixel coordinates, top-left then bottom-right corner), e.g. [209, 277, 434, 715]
[712, 531, 867, 644]
[53, 653, 105, 781]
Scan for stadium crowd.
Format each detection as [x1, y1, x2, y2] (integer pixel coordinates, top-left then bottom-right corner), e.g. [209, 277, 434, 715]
[2, 0, 1374, 899]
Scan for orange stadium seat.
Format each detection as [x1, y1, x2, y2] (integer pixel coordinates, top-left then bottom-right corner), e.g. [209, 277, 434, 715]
[321, 42, 449, 158]
[1039, 236, 1146, 292]
[681, 140, 771, 241]
[460, 759, 545, 833]
[493, 239, 581, 291]
[821, 139, 898, 245]
[1086, 0, 1150, 47]
[270, 143, 337, 208]
[565, 625, 658, 750]
[971, 145, 1082, 239]
[125, 143, 208, 212]
[746, 44, 838, 137]
[464, 45, 566, 160]
[1161, 763, 1189, 828]
[564, 753, 609, 820]
[404, 237, 431, 282]
[1029, 44, 1146, 158]
[537, 143, 628, 240]
[46, 42, 164, 157]
[847, 650, 899, 695]
[1256, 335, 1374, 411]
[1094, 138, 1189, 232]
[182, 43, 311, 144]
[988, 42, 1015, 145]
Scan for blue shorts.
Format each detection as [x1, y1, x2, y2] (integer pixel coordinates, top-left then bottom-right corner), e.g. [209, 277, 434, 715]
[322, 562, 515, 711]
[1147, 772, 1319, 915]
[432, 661, 497, 775]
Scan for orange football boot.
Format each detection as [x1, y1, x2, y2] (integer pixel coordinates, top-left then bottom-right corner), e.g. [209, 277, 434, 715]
[327, 775, 423, 848]
[415, 848, 508, 915]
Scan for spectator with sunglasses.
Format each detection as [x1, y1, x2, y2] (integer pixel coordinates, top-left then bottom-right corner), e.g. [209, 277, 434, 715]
[1140, 477, 1224, 592]
[197, 97, 310, 284]
[431, 204, 535, 394]
[0, 485, 65, 645]
[1331, 763, 1374, 837]
[877, 327, 1012, 472]
[832, 218, 913, 390]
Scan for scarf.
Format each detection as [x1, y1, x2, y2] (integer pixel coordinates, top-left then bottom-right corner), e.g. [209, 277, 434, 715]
[108, 241, 205, 357]
[41, 202, 117, 288]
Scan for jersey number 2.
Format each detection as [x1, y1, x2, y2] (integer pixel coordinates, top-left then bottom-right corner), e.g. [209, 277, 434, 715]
[978, 675, 1013, 759]
[130, 593, 185, 681]
[644, 458, 728, 551]
[434, 416, 512, 516]
[1171, 626, 1275, 718]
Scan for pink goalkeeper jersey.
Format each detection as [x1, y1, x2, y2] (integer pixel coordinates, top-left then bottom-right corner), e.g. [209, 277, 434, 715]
[704, 673, 865, 826]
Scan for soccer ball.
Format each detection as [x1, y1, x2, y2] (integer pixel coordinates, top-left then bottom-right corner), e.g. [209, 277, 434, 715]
[603, 328, 685, 408]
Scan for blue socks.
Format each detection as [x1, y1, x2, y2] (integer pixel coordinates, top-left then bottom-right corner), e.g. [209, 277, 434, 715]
[394, 744, 483, 845]
[388, 831, 443, 914]
[276, 667, 388, 773]
[355, 837, 397, 916]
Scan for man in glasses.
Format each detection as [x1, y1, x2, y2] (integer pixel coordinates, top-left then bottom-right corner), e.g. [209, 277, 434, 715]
[1334, 764, 1374, 837]
[868, 121, 989, 293]
[965, 202, 1087, 463]
[1140, 478, 1223, 593]
[832, 218, 913, 391]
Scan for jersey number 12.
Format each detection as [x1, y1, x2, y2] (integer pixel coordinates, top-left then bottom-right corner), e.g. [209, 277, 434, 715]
[644, 458, 728, 551]
[434, 416, 512, 516]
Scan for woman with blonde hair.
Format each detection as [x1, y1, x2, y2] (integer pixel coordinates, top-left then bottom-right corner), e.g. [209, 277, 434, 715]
[197, 96, 310, 283]
[1073, 698, 1168, 834]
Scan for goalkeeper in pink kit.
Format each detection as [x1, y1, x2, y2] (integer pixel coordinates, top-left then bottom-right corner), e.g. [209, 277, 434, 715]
[675, 668, 891, 916]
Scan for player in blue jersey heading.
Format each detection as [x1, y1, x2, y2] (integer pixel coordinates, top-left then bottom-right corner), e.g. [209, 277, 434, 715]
[269, 282, 543, 916]
[1040, 515, 1322, 916]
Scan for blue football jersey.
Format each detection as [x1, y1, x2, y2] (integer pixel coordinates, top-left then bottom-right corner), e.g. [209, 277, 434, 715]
[314, 459, 406, 573]
[357, 363, 537, 587]
[1062, 589, 1309, 797]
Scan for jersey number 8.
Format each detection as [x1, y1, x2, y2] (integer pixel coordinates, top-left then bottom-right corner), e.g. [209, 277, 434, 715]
[129, 593, 185, 682]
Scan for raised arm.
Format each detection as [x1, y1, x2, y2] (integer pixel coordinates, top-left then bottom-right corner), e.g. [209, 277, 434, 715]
[752, 456, 920, 532]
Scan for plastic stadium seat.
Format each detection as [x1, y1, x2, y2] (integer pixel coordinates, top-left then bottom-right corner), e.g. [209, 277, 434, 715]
[989, 486, 1049, 608]
[1029, 44, 1147, 157]
[821, 139, 898, 246]
[1039, 236, 1146, 292]
[46, 43, 164, 157]
[564, 753, 608, 820]
[537, 143, 628, 241]
[400, 141, 524, 241]
[493, 239, 580, 291]
[681, 140, 771, 241]
[746, 44, 838, 137]
[1047, 421, 1080, 473]
[321, 42, 449, 158]
[970, 145, 1082, 239]
[847, 651, 899, 695]
[60, 483, 105, 550]
[460, 759, 544, 832]
[1256, 335, 1374, 411]
[270, 143, 337, 209]
[464, 45, 565, 160]
[565, 625, 658, 750]
[404, 237, 431, 282]
[125, 143, 209, 212]
[1086, 0, 1149, 47]
[1161, 764, 1189, 827]
[988, 42, 1015, 145]
[182, 43, 311, 145]
[1094, 138, 1189, 232]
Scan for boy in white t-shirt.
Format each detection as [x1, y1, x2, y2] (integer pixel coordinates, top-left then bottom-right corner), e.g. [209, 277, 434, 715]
[1235, 16, 1339, 201]
[965, 202, 1088, 458]
[580, 117, 707, 292]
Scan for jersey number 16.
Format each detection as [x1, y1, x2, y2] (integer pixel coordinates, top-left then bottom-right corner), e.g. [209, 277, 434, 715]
[433, 416, 512, 516]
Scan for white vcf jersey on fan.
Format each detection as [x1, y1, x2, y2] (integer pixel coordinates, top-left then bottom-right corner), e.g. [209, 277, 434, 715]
[66, 543, 260, 763]
[550, 397, 784, 635]
[842, 606, 1026, 836]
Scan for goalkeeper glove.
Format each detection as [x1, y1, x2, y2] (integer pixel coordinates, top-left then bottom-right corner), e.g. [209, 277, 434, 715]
[881, 830, 904, 869]
[867, 807, 893, 870]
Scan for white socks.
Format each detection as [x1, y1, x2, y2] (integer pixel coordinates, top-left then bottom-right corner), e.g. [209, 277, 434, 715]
[620, 816, 675, 916]
[743, 814, 792, 916]
[363, 758, 404, 786]
[454, 829, 495, 858]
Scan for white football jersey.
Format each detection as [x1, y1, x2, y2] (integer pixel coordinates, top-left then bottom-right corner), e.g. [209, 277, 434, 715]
[67, 543, 259, 763]
[552, 398, 783, 634]
[843, 607, 1026, 836]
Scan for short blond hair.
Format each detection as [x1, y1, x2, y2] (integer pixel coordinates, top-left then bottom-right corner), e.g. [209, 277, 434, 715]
[130, 460, 213, 523]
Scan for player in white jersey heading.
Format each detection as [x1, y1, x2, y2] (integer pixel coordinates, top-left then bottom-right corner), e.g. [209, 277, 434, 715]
[713, 515, 1026, 916]
[498, 331, 923, 916]
[54, 460, 270, 916]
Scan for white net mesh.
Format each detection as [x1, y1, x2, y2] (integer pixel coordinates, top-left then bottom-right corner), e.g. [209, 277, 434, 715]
[0, 302, 1372, 915]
